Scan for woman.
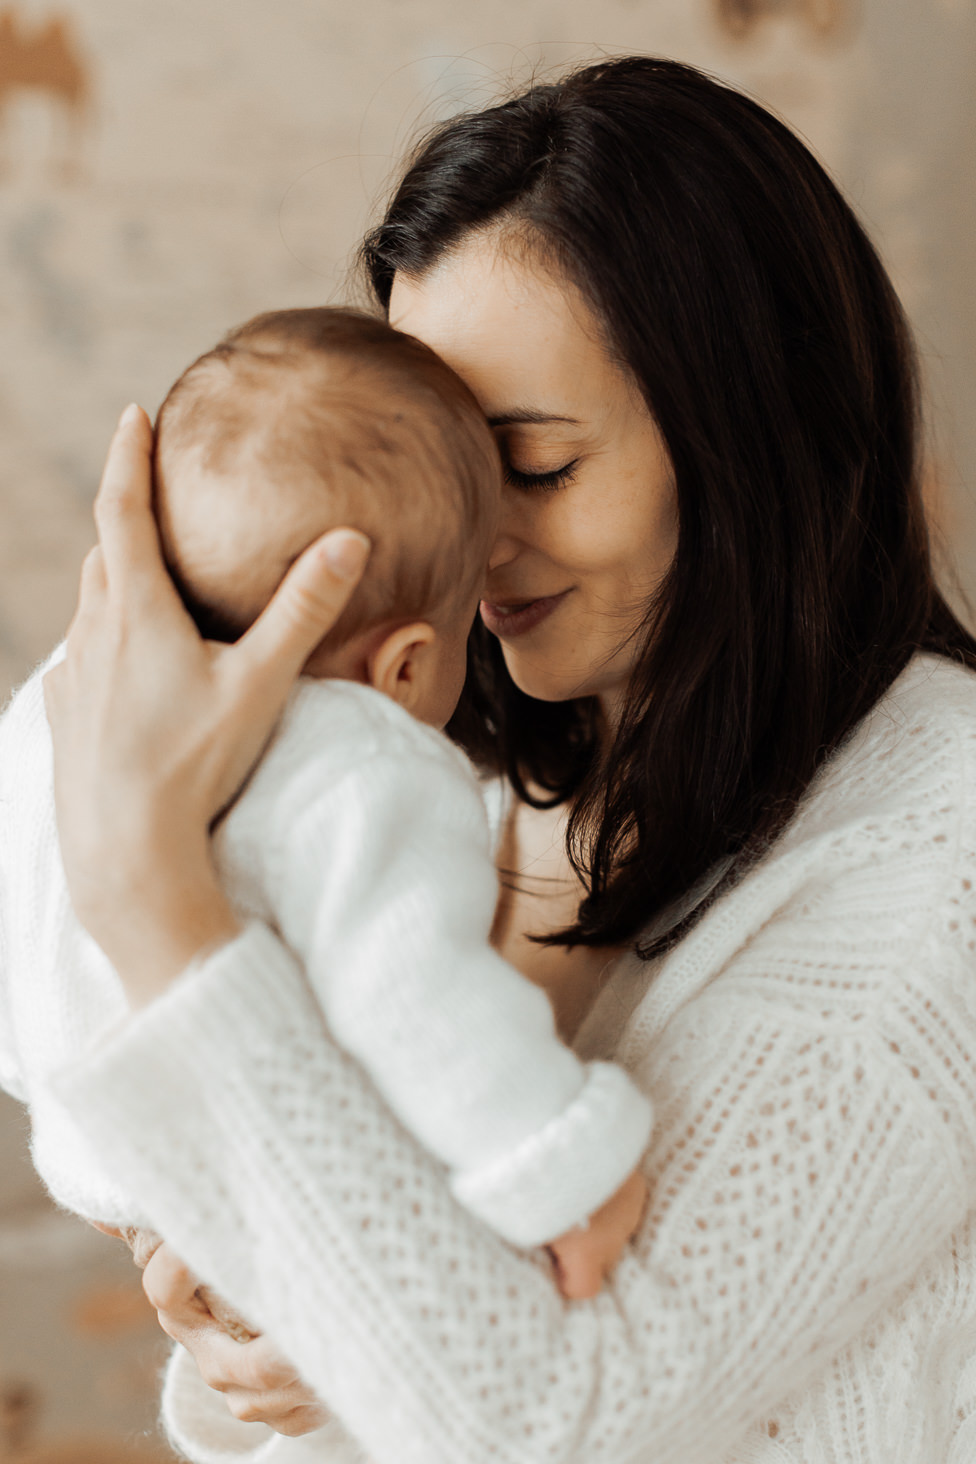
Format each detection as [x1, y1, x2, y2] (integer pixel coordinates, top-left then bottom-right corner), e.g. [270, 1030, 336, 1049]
[45, 56, 976, 1463]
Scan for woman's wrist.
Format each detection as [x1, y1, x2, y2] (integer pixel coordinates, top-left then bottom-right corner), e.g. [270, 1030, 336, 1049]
[83, 826, 241, 1009]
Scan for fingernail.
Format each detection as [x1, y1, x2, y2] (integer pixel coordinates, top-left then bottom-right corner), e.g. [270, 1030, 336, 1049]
[319, 529, 371, 581]
[119, 403, 141, 428]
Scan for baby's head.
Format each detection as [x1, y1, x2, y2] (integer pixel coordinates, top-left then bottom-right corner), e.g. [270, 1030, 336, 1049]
[153, 307, 500, 728]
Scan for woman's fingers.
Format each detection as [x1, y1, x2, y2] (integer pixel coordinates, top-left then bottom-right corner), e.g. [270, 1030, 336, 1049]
[91, 405, 164, 605]
[225, 1391, 330, 1433]
[238, 528, 371, 687]
[254, 1402, 331, 1437]
[215, 1338, 329, 1434]
[89, 408, 369, 678]
[200, 1334, 303, 1394]
[142, 1240, 202, 1319]
[142, 1244, 327, 1435]
[46, 431, 369, 987]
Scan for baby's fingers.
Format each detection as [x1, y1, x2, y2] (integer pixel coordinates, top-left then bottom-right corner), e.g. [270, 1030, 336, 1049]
[548, 1233, 606, 1301]
[549, 1171, 650, 1300]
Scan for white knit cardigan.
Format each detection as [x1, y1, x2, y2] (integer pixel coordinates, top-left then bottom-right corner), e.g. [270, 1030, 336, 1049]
[47, 653, 976, 1463]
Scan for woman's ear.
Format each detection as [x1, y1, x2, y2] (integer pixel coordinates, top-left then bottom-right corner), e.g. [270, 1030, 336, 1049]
[367, 621, 438, 711]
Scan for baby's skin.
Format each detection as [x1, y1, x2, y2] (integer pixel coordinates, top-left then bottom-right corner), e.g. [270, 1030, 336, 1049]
[548, 1169, 649, 1299]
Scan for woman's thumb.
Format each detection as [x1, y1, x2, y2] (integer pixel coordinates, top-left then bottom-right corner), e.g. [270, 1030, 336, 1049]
[240, 528, 371, 680]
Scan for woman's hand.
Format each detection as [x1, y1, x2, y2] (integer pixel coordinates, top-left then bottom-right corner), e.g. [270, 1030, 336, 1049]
[43, 405, 370, 1004]
[143, 1244, 330, 1437]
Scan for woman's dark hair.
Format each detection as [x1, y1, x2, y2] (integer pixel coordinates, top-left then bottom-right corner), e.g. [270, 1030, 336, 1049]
[363, 55, 976, 956]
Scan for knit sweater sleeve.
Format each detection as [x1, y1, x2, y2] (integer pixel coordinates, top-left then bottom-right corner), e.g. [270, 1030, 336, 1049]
[0, 721, 18, 1102]
[52, 667, 976, 1464]
[0, 658, 56, 1105]
[216, 685, 652, 1246]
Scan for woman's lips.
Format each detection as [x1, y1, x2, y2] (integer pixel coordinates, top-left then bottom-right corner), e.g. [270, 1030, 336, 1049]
[479, 590, 571, 638]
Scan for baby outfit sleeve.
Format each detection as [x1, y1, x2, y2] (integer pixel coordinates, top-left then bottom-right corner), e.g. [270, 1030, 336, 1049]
[220, 689, 652, 1246]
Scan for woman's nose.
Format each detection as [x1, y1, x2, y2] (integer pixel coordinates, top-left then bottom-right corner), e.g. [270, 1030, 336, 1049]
[487, 487, 525, 573]
[487, 530, 520, 575]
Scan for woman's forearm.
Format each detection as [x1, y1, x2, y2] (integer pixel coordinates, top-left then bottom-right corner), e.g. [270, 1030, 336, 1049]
[54, 920, 971, 1464]
[84, 829, 240, 1009]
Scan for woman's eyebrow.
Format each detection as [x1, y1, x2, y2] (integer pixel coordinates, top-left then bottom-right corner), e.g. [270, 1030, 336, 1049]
[487, 409, 581, 427]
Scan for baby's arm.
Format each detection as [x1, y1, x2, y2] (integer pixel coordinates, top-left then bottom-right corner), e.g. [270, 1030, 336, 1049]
[227, 689, 653, 1262]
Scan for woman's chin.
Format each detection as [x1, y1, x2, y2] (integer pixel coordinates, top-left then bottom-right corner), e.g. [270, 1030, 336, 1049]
[500, 646, 593, 704]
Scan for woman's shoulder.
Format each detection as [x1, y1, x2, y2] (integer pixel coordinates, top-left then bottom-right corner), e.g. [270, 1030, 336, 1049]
[867, 650, 976, 740]
[614, 652, 976, 1066]
[744, 649, 976, 970]
[791, 652, 976, 843]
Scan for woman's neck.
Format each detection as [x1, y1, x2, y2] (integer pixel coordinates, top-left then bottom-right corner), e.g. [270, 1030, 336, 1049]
[597, 685, 626, 744]
[491, 792, 626, 1044]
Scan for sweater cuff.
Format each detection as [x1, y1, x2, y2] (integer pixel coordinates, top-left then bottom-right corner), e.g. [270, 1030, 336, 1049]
[163, 1344, 282, 1464]
[450, 1061, 653, 1246]
[163, 1345, 365, 1464]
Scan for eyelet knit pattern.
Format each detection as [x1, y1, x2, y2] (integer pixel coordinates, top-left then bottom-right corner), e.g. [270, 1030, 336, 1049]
[47, 653, 976, 1463]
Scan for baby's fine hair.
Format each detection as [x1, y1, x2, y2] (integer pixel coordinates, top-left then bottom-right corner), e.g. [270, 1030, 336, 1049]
[154, 306, 500, 649]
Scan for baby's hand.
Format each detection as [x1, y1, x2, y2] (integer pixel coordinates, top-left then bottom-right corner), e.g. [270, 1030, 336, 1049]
[547, 1170, 649, 1300]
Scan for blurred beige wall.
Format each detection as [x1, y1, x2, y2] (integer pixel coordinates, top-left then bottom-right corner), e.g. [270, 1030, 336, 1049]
[0, 0, 974, 710]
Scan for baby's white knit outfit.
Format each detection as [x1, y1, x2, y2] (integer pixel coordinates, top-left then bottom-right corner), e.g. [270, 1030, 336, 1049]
[0, 667, 651, 1417]
[11, 652, 976, 1464]
[0, 663, 651, 1243]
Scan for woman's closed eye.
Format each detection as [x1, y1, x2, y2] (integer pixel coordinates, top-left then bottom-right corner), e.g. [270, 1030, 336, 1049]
[503, 459, 580, 493]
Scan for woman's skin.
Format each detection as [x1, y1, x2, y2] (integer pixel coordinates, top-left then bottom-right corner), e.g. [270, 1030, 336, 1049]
[391, 230, 677, 714]
[44, 234, 679, 1433]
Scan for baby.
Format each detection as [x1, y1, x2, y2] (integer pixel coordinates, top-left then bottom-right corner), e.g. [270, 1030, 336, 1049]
[0, 309, 652, 1351]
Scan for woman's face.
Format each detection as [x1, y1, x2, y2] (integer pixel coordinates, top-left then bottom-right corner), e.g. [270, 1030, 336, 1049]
[389, 232, 678, 709]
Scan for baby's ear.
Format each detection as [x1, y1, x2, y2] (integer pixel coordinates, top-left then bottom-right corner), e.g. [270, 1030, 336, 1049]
[368, 621, 437, 711]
